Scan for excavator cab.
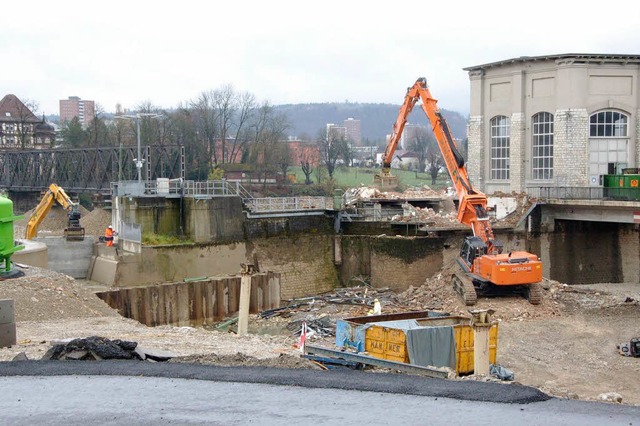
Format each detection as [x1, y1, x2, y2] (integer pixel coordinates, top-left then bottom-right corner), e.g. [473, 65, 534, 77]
[459, 236, 487, 268]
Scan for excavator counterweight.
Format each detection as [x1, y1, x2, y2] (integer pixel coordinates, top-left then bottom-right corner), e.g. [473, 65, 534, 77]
[384, 78, 543, 305]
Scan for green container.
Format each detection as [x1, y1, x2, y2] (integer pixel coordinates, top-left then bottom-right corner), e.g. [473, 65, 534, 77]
[0, 195, 24, 272]
[602, 174, 640, 201]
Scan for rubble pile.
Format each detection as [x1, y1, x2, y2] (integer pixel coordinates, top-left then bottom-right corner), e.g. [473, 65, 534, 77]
[390, 203, 462, 227]
[344, 185, 444, 207]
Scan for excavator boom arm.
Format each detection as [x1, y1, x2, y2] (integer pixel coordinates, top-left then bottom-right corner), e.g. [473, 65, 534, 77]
[394, 78, 496, 250]
[24, 184, 82, 240]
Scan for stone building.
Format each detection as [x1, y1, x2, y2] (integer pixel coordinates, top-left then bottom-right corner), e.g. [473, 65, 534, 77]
[463, 54, 640, 194]
[0, 94, 55, 149]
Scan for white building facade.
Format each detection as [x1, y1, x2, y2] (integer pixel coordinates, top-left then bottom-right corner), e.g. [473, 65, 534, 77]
[464, 54, 640, 194]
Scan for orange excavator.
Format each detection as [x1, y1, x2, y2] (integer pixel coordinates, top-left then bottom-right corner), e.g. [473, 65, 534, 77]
[380, 77, 542, 305]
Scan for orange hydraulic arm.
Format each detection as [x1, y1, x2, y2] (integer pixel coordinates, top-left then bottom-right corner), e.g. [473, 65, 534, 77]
[390, 78, 497, 253]
[25, 183, 80, 240]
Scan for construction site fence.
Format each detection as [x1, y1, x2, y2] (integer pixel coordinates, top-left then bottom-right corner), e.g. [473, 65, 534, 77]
[527, 186, 640, 201]
[244, 196, 334, 213]
[112, 180, 251, 199]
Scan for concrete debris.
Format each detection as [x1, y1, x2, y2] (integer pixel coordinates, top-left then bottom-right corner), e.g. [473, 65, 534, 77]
[344, 185, 444, 207]
[12, 352, 28, 361]
[598, 392, 623, 403]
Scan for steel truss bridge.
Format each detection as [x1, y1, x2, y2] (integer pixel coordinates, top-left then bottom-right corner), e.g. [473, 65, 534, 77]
[0, 145, 185, 193]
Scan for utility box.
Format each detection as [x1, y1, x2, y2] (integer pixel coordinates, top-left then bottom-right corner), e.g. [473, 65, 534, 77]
[157, 178, 170, 195]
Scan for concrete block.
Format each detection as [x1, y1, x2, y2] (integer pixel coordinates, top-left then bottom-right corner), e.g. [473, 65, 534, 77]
[34, 236, 95, 279]
[0, 299, 15, 324]
[0, 322, 17, 348]
[89, 256, 118, 286]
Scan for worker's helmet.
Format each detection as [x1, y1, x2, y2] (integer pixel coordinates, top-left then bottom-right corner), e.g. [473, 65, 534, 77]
[108, 225, 113, 229]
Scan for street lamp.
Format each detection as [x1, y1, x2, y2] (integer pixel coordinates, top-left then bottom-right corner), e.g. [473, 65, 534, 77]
[115, 113, 163, 182]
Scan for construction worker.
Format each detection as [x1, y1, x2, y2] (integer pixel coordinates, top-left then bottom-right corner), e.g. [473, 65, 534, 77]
[104, 225, 116, 247]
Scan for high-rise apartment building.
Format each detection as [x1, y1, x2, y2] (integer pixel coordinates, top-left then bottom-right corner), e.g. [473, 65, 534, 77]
[326, 123, 347, 141]
[343, 117, 361, 145]
[60, 96, 95, 128]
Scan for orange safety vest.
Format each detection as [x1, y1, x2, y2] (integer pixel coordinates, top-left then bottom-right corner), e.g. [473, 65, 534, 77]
[105, 228, 114, 246]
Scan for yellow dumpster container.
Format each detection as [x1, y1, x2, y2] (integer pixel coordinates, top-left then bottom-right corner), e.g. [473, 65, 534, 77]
[363, 315, 498, 375]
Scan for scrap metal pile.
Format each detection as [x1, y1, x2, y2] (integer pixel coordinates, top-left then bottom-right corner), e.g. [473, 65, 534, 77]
[260, 285, 402, 339]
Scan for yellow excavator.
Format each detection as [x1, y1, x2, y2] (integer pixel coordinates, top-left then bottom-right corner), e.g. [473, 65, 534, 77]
[25, 184, 85, 241]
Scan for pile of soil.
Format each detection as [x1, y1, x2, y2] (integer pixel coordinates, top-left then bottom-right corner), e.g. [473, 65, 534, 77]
[14, 206, 112, 239]
[0, 266, 120, 322]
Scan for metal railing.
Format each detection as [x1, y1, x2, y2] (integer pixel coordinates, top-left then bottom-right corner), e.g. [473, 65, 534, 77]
[527, 186, 640, 201]
[112, 180, 251, 199]
[245, 196, 333, 213]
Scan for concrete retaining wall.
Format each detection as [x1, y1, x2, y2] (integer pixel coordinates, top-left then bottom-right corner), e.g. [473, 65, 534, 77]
[339, 235, 446, 291]
[96, 272, 280, 327]
[33, 236, 95, 279]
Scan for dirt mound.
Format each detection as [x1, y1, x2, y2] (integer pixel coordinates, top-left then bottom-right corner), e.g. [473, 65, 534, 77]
[0, 265, 120, 322]
[80, 208, 112, 236]
[13, 206, 111, 238]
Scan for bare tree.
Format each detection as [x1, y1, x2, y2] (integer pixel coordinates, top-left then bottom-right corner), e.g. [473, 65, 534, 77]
[247, 102, 289, 189]
[191, 90, 220, 169]
[13, 98, 40, 149]
[300, 150, 315, 185]
[214, 85, 236, 164]
[227, 91, 256, 163]
[317, 129, 348, 179]
[408, 127, 435, 177]
[426, 144, 445, 185]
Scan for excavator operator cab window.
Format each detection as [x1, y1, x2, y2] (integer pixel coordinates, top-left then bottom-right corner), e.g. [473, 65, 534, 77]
[461, 236, 487, 267]
[493, 240, 504, 254]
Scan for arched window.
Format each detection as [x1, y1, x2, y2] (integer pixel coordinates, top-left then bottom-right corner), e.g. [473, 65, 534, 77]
[532, 112, 554, 180]
[588, 110, 629, 181]
[590, 111, 628, 137]
[490, 115, 510, 180]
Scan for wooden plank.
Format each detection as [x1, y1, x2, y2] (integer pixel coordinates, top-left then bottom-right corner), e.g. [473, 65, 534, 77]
[156, 284, 166, 326]
[192, 280, 203, 327]
[176, 283, 190, 326]
[216, 279, 226, 319]
[203, 280, 215, 325]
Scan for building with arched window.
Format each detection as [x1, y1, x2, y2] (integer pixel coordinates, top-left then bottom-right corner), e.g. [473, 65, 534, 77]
[463, 54, 640, 194]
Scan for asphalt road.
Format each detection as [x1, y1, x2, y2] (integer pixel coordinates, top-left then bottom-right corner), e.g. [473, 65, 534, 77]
[0, 361, 638, 425]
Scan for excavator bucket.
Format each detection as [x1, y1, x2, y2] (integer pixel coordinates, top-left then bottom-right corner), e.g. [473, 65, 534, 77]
[373, 168, 399, 189]
[64, 226, 85, 241]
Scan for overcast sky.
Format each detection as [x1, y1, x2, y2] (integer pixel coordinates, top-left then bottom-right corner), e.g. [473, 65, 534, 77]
[2, 0, 639, 118]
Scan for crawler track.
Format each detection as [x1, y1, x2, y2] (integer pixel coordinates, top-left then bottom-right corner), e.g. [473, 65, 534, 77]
[453, 272, 477, 306]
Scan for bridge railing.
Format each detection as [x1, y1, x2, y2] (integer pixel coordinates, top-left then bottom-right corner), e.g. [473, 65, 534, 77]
[244, 196, 334, 213]
[527, 186, 640, 201]
[112, 180, 252, 199]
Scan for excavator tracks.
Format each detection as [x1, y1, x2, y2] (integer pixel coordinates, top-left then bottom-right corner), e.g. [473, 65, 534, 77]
[525, 282, 542, 305]
[452, 272, 477, 306]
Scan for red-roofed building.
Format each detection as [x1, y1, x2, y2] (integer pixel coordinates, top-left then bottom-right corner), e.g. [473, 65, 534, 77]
[0, 94, 55, 149]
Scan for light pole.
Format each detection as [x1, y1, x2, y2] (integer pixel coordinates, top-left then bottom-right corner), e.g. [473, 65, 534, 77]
[115, 113, 163, 183]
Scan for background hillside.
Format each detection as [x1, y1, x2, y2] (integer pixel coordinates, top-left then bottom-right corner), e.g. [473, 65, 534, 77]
[275, 103, 468, 143]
